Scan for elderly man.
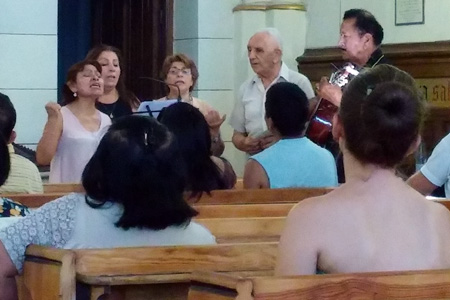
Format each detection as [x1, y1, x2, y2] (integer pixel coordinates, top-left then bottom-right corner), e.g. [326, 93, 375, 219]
[229, 28, 315, 155]
[317, 9, 386, 106]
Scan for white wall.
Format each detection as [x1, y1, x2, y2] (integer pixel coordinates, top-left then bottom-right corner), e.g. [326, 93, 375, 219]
[305, 0, 450, 49]
[0, 0, 58, 147]
[174, 0, 241, 172]
[3, 0, 450, 165]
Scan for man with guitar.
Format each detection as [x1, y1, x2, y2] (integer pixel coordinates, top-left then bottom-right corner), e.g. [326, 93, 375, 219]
[316, 9, 386, 107]
[312, 9, 387, 183]
[230, 28, 315, 155]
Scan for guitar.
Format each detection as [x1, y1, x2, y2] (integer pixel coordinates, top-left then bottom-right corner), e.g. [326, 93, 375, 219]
[306, 63, 359, 147]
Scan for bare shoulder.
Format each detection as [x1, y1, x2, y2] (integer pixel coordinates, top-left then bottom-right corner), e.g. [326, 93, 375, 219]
[426, 198, 450, 222]
[289, 194, 332, 218]
[243, 158, 269, 189]
[288, 187, 348, 222]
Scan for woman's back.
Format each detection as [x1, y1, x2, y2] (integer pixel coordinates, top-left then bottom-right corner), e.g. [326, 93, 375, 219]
[305, 170, 450, 273]
[276, 65, 450, 276]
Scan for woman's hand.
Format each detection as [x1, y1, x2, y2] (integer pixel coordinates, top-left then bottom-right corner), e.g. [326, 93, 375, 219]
[205, 110, 226, 136]
[205, 110, 226, 129]
[45, 102, 62, 119]
[36, 102, 63, 165]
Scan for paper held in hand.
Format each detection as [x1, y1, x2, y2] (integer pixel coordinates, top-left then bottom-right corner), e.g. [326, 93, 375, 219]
[136, 99, 178, 118]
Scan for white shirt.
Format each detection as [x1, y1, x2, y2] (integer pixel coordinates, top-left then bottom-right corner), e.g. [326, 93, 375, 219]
[229, 62, 315, 136]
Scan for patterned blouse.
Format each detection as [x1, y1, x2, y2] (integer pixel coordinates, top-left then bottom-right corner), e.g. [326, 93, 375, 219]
[0, 193, 216, 272]
[0, 197, 29, 217]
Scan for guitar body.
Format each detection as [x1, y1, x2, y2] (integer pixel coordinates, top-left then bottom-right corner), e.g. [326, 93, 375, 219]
[306, 98, 338, 147]
[306, 63, 359, 147]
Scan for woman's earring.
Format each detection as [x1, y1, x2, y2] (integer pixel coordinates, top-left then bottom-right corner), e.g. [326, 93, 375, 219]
[73, 92, 77, 97]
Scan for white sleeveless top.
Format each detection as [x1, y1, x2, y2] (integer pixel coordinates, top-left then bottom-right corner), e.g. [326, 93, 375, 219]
[49, 106, 111, 183]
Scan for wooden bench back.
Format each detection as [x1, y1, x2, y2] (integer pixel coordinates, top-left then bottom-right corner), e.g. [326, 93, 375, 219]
[195, 203, 294, 218]
[75, 242, 276, 299]
[43, 183, 84, 193]
[194, 187, 334, 204]
[235, 178, 243, 189]
[18, 245, 76, 300]
[22, 242, 277, 300]
[6, 190, 450, 221]
[74, 242, 277, 283]
[197, 217, 285, 243]
[189, 269, 450, 300]
[41, 180, 244, 193]
[4, 187, 332, 209]
[6, 193, 67, 208]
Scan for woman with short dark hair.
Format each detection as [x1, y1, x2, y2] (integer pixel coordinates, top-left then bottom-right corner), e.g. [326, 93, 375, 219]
[159, 53, 226, 156]
[159, 102, 236, 199]
[36, 60, 111, 183]
[276, 65, 450, 275]
[0, 115, 215, 299]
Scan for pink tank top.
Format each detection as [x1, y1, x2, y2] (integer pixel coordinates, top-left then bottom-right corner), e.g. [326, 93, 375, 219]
[49, 106, 111, 183]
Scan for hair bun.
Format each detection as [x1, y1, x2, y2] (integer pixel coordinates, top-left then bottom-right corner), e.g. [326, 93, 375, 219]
[340, 65, 425, 167]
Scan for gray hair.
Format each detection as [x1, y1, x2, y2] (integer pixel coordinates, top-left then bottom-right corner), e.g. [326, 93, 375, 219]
[254, 27, 283, 52]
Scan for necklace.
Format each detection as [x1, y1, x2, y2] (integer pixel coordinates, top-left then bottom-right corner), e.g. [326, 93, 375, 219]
[98, 101, 118, 118]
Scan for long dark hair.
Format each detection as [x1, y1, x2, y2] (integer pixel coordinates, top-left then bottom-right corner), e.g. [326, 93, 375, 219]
[85, 44, 140, 108]
[0, 133, 10, 186]
[158, 103, 226, 198]
[82, 115, 197, 230]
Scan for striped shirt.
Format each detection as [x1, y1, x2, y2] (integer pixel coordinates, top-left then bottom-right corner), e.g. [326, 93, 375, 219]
[0, 144, 43, 194]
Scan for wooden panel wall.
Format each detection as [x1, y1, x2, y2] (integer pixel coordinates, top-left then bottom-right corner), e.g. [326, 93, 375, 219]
[297, 41, 450, 156]
[91, 0, 173, 101]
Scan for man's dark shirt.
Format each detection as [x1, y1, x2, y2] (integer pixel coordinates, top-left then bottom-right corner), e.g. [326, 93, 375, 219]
[366, 48, 388, 68]
[334, 47, 390, 183]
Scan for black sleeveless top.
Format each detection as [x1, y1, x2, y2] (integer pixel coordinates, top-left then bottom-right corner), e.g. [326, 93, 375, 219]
[96, 97, 133, 119]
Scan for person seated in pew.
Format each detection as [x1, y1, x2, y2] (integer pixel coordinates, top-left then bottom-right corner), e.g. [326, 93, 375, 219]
[276, 65, 450, 276]
[0, 115, 215, 300]
[243, 82, 338, 189]
[158, 102, 236, 199]
[407, 133, 450, 198]
[0, 133, 29, 219]
[0, 92, 43, 194]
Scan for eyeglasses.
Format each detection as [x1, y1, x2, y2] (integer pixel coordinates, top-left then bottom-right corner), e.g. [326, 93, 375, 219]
[168, 68, 191, 76]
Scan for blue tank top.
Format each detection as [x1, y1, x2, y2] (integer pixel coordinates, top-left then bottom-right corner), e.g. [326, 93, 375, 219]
[251, 138, 338, 188]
